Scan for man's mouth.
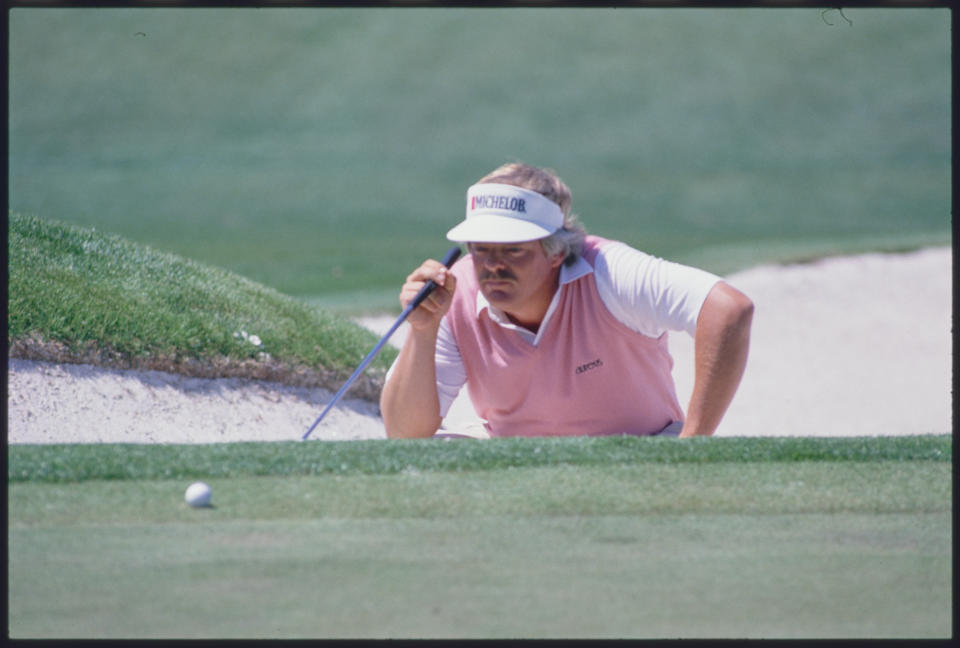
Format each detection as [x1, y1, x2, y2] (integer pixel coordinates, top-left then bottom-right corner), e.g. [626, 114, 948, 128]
[480, 272, 516, 283]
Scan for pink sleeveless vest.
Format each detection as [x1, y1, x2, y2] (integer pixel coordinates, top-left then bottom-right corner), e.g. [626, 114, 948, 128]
[446, 236, 685, 437]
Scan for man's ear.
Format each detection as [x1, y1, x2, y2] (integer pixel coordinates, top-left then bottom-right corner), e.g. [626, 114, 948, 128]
[549, 252, 565, 269]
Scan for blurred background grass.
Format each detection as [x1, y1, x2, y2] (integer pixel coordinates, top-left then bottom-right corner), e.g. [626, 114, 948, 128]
[8, 7, 950, 313]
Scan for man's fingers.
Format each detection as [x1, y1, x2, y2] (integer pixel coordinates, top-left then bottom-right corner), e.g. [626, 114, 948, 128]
[405, 261, 447, 286]
[424, 279, 455, 309]
[402, 275, 454, 309]
[399, 260, 457, 327]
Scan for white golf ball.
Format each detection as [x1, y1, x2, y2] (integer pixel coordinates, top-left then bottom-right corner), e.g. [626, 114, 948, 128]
[185, 481, 212, 507]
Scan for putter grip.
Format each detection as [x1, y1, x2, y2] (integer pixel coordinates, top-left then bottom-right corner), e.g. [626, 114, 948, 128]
[408, 246, 462, 310]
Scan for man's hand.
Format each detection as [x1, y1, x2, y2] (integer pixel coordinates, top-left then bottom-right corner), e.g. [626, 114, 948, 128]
[400, 260, 457, 332]
[381, 259, 458, 439]
[680, 281, 753, 438]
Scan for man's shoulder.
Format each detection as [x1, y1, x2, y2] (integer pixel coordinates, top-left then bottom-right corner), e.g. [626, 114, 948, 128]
[448, 253, 479, 314]
[450, 253, 477, 281]
[581, 236, 650, 271]
[581, 234, 625, 266]
[583, 234, 618, 252]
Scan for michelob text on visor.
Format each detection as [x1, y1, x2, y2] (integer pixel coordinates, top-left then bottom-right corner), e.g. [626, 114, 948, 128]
[470, 194, 527, 213]
[446, 183, 565, 243]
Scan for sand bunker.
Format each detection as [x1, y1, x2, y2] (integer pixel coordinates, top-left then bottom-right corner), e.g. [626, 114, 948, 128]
[7, 247, 951, 443]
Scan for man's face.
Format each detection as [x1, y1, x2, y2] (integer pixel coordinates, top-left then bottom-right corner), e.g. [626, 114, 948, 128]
[467, 241, 565, 319]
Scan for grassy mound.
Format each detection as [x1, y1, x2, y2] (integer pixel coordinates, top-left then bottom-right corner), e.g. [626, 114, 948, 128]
[7, 212, 397, 397]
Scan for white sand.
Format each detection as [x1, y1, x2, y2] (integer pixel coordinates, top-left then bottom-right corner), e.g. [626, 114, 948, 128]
[7, 247, 951, 444]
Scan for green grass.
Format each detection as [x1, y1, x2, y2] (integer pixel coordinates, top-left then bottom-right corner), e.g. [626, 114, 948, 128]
[8, 434, 952, 483]
[8, 212, 397, 382]
[8, 461, 950, 524]
[8, 436, 952, 638]
[8, 513, 950, 638]
[8, 8, 950, 302]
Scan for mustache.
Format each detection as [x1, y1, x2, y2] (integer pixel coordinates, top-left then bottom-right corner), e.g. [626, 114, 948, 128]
[480, 270, 517, 282]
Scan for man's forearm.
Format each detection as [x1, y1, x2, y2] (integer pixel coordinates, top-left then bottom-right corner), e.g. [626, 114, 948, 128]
[380, 328, 444, 438]
[681, 282, 753, 437]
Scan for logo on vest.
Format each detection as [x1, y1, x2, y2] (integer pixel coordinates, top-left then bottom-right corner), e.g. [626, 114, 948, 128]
[471, 194, 527, 213]
[575, 358, 604, 375]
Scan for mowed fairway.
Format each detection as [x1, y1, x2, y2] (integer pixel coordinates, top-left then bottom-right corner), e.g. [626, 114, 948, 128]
[8, 436, 952, 639]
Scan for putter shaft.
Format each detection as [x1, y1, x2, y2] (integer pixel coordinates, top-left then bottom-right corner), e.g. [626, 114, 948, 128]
[302, 246, 461, 439]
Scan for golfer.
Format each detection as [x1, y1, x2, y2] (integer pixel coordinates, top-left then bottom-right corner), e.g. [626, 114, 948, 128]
[381, 163, 753, 439]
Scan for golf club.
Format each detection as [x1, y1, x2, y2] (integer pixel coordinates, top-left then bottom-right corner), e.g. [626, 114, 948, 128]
[302, 245, 462, 440]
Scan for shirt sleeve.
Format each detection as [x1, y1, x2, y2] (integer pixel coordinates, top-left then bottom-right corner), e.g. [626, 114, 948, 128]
[592, 241, 721, 338]
[434, 317, 467, 417]
[383, 316, 466, 419]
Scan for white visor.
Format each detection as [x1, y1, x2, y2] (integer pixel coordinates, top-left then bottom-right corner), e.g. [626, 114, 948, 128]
[446, 183, 564, 243]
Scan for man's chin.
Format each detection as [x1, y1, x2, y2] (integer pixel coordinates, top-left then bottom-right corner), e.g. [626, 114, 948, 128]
[480, 286, 516, 307]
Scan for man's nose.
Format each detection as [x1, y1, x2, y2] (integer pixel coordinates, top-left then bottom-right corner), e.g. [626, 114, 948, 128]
[481, 251, 507, 269]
